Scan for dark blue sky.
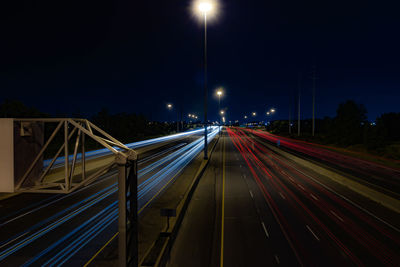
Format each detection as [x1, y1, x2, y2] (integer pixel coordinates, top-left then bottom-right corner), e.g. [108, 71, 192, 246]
[1, 0, 399, 122]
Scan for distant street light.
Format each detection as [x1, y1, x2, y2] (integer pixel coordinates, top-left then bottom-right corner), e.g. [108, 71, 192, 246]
[193, 0, 218, 159]
[216, 88, 224, 135]
[244, 115, 247, 119]
[252, 112, 256, 117]
[166, 103, 178, 132]
[270, 108, 275, 113]
[220, 110, 224, 115]
[266, 112, 270, 115]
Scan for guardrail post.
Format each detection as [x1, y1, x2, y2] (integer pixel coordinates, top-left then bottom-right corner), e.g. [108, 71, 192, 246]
[117, 151, 138, 267]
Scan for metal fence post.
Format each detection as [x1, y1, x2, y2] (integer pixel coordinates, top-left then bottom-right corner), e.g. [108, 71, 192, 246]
[116, 150, 138, 267]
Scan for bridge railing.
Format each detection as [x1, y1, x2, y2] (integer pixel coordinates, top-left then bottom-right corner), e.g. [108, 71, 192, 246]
[4, 118, 136, 193]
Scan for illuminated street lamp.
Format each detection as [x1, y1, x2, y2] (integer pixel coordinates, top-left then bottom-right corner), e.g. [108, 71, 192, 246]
[166, 103, 179, 132]
[193, 0, 217, 159]
[220, 110, 224, 115]
[252, 112, 256, 117]
[216, 88, 224, 135]
[270, 108, 276, 113]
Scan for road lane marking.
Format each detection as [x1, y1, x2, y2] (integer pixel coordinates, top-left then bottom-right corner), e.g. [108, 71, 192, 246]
[289, 177, 295, 182]
[298, 184, 305, 190]
[249, 190, 254, 199]
[310, 193, 318, 201]
[261, 222, 270, 238]
[221, 136, 226, 267]
[306, 225, 320, 241]
[274, 255, 280, 264]
[83, 232, 118, 267]
[275, 156, 400, 233]
[0, 231, 30, 250]
[330, 210, 344, 222]
[279, 192, 286, 200]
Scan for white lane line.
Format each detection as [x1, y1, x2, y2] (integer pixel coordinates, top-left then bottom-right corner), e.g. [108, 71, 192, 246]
[0, 231, 29, 249]
[330, 210, 344, 222]
[289, 177, 295, 182]
[310, 193, 319, 201]
[298, 184, 305, 190]
[249, 190, 254, 199]
[306, 225, 320, 241]
[274, 254, 280, 264]
[261, 222, 270, 238]
[281, 159, 400, 233]
[279, 192, 286, 200]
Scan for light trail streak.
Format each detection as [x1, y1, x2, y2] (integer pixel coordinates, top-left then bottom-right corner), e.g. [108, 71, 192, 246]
[229, 127, 400, 265]
[0, 127, 220, 265]
[43, 127, 209, 167]
[228, 128, 363, 265]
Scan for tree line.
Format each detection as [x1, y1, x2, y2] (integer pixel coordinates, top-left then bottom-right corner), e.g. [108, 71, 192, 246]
[266, 100, 400, 159]
[0, 100, 179, 144]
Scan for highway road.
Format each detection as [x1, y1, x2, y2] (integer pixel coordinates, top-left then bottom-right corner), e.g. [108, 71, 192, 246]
[0, 127, 219, 266]
[168, 127, 400, 266]
[250, 129, 400, 196]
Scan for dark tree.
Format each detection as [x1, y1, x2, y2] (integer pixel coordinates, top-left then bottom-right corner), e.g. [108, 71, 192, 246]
[376, 113, 400, 143]
[0, 99, 48, 118]
[332, 100, 367, 146]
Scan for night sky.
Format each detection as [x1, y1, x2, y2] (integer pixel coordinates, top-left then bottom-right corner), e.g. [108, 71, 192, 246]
[1, 0, 399, 122]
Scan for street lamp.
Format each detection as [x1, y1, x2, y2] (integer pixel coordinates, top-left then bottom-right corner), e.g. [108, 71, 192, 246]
[166, 103, 179, 132]
[220, 110, 224, 115]
[193, 0, 217, 159]
[252, 112, 256, 117]
[216, 88, 223, 135]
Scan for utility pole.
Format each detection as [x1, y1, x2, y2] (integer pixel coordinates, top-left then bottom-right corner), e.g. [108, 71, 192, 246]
[312, 66, 316, 137]
[298, 73, 301, 136]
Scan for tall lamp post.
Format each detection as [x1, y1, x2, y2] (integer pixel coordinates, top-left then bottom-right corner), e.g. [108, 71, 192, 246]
[194, 0, 216, 159]
[167, 103, 178, 133]
[266, 108, 276, 130]
[217, 89, 223, 135]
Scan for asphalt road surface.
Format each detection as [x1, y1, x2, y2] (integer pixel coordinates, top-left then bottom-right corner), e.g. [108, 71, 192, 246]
[0, 128, 218, 266]
[168, 127, 400, 267]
